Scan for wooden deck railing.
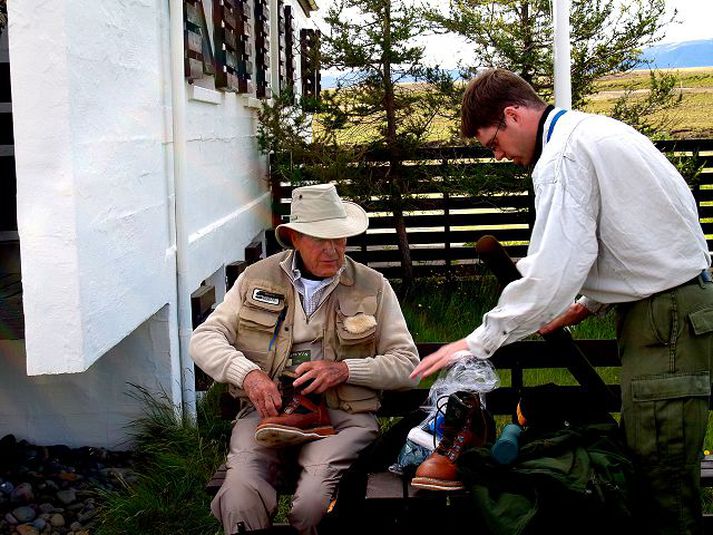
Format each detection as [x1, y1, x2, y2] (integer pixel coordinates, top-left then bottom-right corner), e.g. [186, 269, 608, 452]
[269, 139, 713, 279]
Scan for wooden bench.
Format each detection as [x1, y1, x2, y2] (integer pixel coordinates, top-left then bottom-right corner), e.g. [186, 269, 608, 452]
[206, 339, 713, 532]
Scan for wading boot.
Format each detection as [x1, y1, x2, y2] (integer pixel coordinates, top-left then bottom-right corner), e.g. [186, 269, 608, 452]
[255, 391, 335, 448]
[411, 390, 495, 491]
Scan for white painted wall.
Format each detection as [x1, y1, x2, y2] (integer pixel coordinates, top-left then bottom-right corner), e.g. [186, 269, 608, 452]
[8, 0, 279, 376]
[183, 92, 272, 291]
[0, 306, 174, 449]
[2, 0, 315, 447]
[9, 1, 176, 376]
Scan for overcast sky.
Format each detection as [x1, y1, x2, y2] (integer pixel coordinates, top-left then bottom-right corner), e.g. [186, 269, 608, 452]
[662, 0, 713, 43]
[316, 0, 713, 70]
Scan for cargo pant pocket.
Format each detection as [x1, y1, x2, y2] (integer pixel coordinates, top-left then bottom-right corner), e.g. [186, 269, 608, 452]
[625, 372, 710, 464]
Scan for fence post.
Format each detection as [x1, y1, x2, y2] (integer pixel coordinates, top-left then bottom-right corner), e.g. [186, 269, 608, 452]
[442, 157, 452, 281]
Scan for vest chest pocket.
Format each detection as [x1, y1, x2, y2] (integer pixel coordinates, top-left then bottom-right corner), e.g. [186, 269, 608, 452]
[335, 298, 378, 359]
[236, 305, 282, 354]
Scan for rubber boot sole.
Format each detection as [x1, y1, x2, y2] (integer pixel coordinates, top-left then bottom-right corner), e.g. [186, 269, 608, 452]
[254, 423, 336, 448]
[410, 476, 465, 491]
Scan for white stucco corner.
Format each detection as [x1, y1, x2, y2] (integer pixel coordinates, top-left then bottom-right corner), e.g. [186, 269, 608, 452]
[190, 85, 222, 105]
[241, 95, 265, 110]
[10, 0, 176, 375]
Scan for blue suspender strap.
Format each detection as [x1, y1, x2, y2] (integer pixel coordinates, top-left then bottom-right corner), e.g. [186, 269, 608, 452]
[546, 109, 567, 143]
[268, 307, 288, 351]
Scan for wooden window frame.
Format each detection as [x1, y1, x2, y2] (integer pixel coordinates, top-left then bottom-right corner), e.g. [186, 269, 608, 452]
[300, 29, 320, 103]
[213, 0, 253, 93]
[184, 0, 215, 81]
[253, 0, 271, 98]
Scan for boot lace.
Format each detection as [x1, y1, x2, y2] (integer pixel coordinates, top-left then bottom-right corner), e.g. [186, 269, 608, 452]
[282, 395, 302, 415]
[433, 393, 480, 461]
[431, 394, 450, 450]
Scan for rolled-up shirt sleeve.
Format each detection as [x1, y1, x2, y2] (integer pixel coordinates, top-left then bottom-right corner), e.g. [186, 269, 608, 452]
[466, 155, 599, 358]
[577, 295, 609, 315]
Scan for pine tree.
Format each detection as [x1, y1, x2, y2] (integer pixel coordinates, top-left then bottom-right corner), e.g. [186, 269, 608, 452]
[426, 0, 673, 108]
[260, 0, 459, 293]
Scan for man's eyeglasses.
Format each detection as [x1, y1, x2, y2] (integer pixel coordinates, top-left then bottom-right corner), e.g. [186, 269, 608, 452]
[485, 117, 505, 152]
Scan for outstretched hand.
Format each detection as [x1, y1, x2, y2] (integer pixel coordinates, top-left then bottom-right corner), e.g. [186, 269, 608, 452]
[409, 338, 469, 380]
[293, 360, 349, 394]
[538, 302, 592, 335]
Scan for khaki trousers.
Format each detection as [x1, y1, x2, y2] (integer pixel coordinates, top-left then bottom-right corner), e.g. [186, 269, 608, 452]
[617, 275, 713, 535]
[211, 407, 378, 535]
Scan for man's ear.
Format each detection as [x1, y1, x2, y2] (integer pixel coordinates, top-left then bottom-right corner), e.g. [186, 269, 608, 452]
[503, 105, 521, 124]
[288, 228, 300, 248]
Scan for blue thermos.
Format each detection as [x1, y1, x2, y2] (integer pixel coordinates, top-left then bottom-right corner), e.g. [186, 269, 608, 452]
[490, 423, 522, 465]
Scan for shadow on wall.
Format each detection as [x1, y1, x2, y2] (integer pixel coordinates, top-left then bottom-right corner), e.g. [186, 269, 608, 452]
[0, 304, 177, 449]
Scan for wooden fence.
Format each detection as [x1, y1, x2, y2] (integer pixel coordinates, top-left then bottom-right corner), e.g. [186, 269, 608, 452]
[269, 139, 713, 279]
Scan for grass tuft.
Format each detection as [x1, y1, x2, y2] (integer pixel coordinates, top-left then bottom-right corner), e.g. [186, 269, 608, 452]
[95, 384, 229, 535]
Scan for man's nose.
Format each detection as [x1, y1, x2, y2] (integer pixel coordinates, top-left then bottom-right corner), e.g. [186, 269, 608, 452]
[493, 149, 505, 161]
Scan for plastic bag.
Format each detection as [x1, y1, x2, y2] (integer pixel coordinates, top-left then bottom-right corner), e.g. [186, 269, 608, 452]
[389, 351, 500, 474]
[424, 350, 500, 414]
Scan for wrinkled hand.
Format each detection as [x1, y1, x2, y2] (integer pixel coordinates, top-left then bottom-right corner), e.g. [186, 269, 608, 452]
[410, 338, 469, 380]
[538, 303, 592, 335]
[293, 361, 349, 395]
[243, 369, 282, 418]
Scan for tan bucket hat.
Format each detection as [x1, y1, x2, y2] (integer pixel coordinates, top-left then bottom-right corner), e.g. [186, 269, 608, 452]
[275, 184, 369, 248]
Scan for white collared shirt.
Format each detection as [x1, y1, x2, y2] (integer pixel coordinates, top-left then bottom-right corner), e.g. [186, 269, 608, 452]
[289, 252, 344, 317]
[466, 108, 710, 358]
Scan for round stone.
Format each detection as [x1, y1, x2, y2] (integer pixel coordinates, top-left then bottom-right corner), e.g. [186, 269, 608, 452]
[10, 482, 34, 503]
[56, 488, 76, 505]
[12, 506, 36, 523]
[49, 513, 65, 528]
[16, 524, 40, 535]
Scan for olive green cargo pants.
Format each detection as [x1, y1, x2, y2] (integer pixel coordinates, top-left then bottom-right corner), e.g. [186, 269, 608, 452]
[617, 274, 713, 534]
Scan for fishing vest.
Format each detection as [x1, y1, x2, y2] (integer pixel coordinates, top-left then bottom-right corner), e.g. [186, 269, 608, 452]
[229, 251, 385, 413]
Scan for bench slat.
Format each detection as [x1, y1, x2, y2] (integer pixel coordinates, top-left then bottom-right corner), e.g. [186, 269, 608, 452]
[207, 456, 713, 498]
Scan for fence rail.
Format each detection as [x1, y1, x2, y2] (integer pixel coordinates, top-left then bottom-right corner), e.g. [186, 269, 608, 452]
[269, 139, 713, 279]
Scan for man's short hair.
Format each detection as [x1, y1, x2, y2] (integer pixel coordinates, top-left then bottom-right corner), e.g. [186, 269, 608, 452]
[461, 69, 547, 138]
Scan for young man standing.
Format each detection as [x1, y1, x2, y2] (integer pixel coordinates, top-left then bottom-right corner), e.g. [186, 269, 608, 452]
[412, 68, 713, 534]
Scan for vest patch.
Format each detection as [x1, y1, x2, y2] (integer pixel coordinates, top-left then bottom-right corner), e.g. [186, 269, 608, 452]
[343, 313, 377, 334]
[287, 350, 311, 368]
[252, 288, 284, 306]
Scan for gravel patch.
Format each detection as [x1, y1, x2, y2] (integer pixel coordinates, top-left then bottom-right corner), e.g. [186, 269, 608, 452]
[0, 434, 136, 535]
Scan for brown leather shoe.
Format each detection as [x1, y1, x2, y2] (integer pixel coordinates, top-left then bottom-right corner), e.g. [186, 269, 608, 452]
[411, 391, 495, 491]
[254, 393, 336, 448]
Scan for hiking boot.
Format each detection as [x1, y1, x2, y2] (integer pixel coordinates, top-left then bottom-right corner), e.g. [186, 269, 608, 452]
[411, 391, 495, 491]
[255, 392, 336, 448]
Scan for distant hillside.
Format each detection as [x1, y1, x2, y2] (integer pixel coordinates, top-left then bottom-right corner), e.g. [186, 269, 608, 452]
[322, 40, 712, 88]
[639, 39, 713, 69]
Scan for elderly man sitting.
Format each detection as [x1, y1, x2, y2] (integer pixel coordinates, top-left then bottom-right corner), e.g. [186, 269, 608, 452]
[190, 184, 419, 535]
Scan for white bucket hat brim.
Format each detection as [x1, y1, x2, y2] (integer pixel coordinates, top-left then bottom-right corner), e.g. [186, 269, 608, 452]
[274, 184, 369, 248]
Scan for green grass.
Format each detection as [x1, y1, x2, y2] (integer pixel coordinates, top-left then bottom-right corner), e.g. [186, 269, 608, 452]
[95, 385, 229, 535]
[584, 67, 713, 138]
[398, 275, 500, 342]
